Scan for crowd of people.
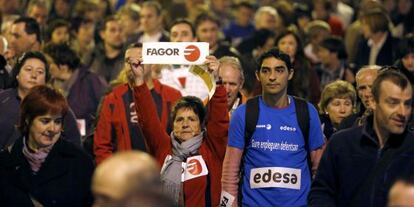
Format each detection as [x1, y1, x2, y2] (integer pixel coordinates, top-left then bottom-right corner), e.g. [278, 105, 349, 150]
[0, 0, 414, 207]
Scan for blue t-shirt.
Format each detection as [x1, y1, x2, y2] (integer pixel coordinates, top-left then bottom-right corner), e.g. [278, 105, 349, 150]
[228, 96, 325, 207]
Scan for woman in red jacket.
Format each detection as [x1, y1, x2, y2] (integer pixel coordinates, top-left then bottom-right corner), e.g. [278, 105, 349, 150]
[131, 56, 229, 207]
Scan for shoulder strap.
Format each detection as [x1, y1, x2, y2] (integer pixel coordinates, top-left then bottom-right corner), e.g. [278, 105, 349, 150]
[238, 96, 259, 205]
[244, 96, 260, 146]
[293, 96, 313, 176]
[293, 96, 310, 149]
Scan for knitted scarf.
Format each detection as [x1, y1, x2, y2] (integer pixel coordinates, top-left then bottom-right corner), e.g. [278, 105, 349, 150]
[160, 131, 204, 206]
[22, 137, 54, 173]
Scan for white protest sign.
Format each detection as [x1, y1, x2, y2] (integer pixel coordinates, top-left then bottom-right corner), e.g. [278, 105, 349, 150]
[143, 42, 209, 65]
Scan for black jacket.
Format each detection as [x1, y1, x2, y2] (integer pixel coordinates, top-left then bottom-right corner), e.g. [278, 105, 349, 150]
[354, 32, 399, 70]
[309, 115, 414, 207]
[0, 137, 94, 207]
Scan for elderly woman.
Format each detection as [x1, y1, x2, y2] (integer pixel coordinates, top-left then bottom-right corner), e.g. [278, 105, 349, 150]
[318, 80, 357, 140]
[0, 85, 94, 207]
[131, 56, 228, 207]
[0, 51, 80, 148]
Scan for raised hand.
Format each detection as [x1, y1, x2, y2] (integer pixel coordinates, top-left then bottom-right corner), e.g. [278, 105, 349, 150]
[204, 55, 220, 81]
[128, 57, 145, 86]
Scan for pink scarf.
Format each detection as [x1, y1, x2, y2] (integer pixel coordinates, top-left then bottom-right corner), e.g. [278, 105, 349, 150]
[22, 138, 54, 172]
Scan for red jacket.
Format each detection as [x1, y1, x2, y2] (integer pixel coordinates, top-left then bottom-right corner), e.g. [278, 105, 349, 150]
[134, 84, 229, 207]
[94, 80, 181, 164]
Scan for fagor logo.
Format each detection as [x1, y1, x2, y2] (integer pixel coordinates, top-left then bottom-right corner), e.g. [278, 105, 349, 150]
[187, 159, 202, 175]
[184, 45, 200, 62]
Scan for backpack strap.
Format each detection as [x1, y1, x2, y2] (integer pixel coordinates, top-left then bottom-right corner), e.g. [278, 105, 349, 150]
[244, 96, 260, 146]
[292, 96, 312, 175]
[238, 96, 260, 205]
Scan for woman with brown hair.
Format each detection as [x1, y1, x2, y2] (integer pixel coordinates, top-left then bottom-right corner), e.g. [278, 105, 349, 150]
[0, 85, 94, 207]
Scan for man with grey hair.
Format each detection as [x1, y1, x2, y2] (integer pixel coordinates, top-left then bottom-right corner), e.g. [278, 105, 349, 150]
[218, 56, 245, 114]
[339, 65, 380, 129]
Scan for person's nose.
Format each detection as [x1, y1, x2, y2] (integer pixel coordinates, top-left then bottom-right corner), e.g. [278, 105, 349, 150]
[397, 103, 410, 117]
[182, 119, 189, 128]
[268, 70, 277, 81]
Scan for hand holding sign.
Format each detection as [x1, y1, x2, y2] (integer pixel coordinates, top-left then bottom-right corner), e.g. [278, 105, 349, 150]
[128, 57, 144, 86]
[204, 55, 220, 81]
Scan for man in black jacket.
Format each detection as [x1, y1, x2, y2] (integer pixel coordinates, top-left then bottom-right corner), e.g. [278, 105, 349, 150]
[309, 68, 414, 207]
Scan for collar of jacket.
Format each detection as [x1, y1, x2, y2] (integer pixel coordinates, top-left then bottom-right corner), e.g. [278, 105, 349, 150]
[361, 115, 406, 150]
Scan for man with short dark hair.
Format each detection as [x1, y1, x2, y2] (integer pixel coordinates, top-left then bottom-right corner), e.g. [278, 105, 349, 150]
[93, 43, 182, 164]
[89, 16, 125, 82]
[43, 43, 107, 139]
[221, 48, 325, 206]
[309, 69, 414, 207]
[127, 1, 168, 44]
[9, 17, 41, 58]
[315, 36, 355, 89]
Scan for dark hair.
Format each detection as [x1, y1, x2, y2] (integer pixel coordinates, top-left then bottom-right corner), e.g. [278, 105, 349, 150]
[294, 3, 311, 19]
[169, 18, 195, 38]
[319, 36, 347, 59]
[70, 16, 94, 33]
[10, 51, 50, 88]
[361, 9, 390, 33]
[46, 19, 70, 42]
[257, 48, 292, 72]
[43, 43, 81, 71]
[19, 85, 69, 134]
[237, 29, 276, 55]
[13, 17, 41, 43]
[100, 15, 119, 31]
[142, 1, 162, 16]
[127, 42, 143, 50]
[397, 33, 414, 59]
[194, 12, 220, 30]
[275, 30, 305, 60]
[172, 96, 206, 125]
[372, 68, 411, 102]
[235, 1, 254, 10]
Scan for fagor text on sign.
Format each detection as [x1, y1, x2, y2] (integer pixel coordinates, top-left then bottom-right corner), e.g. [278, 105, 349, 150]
[143, 42, 209, 65]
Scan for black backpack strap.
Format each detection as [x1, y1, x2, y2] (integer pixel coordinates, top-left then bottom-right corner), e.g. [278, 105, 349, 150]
[293, 96, 312, 176]
[244, 96, 260, 146]
[238, 96, 260, 205]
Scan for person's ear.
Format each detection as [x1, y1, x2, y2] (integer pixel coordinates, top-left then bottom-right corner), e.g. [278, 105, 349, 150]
[288, 69, 294, 80]
[255, 71, 260, 82]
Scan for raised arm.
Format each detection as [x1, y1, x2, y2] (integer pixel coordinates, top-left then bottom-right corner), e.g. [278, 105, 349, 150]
[203, 55, 229, 160]
[205, 85, 229, 161]
[130, 57, 170, 157]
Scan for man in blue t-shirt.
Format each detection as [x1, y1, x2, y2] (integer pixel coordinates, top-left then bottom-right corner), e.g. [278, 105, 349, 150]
[220, 48, 325, 207]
